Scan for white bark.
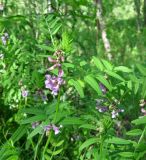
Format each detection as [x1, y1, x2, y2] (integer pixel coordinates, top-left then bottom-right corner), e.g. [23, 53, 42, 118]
[96, 0, 112, 60]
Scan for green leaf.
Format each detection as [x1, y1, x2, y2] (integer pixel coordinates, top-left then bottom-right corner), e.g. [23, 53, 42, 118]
[142, 78, 146, 98]
[68, 79, 84, 98]
[84, 75, 102, 95]
[49, 18, 59, 29]
[105, 70, 125, 81]
[6, 155, 19, 160]
[36, 44, 55, 52]
[79, 124, 97, 130]
[52, 148, 63, 155]
[55, 140, 64, 147]
[44, 154, 51, 160]
[80, 60, 87, 66]
[96, 75, 112, 91]
[92, 56, 104, 71]
[20, 108, 45, 115]
[106, 137, 133, 145]
[20, 115, 46, 124]
[134, 81, 140, 94]
[126, 129, 142, 136]
[10, 125, 27, 143]
[127, 81, 132, 90]
[114, 66, 132, 73]
[101, 59, 113, 70]
[52, 24, 62, 35]
[118, 152, 134, 158]
[63, 63, 75, 68]
[60, 117, 85, 125]
[28, 126, 42, 139]
[136, 150, 146, 160]
[136, 64, 146, 76]
[132, 116, 146, 125]
[79, 138, 98, 152]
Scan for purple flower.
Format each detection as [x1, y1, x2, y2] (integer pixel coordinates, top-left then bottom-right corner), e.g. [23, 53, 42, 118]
[48, 63, 61, 71]
[141, 108, 146, 116]
[44, 124, 52, 132]
[52, 124, 60, 135]
[45, 51, 65, 96]
[111, 110, 119, 119]
[1, 33, 9, 45]
[96, 99, 104, 105]
[22, 90, 29, 97]
[96, 106, 108, 113]
[4, 33, 9, 38]
[32, 122, 40, 129]
[45, 74, 64, 96]
[41, 95, 48, 101]
[95, 98, 108, 113]
[1, 36, 6, 45]
[99, 83, 107, 94]
[58, 69, 64, 77]
[44, 124, 61, 135]
[48, 56, 58, 63]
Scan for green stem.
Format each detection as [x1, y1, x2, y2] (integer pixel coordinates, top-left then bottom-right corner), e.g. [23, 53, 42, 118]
[42, 92, 61, 159]
[34, 133, 44, 160]
[53, 92, 61, 123]
[42, 131, 52, 160]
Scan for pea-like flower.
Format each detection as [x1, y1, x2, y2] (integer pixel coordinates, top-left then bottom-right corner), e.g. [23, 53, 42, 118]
[111, 109, 124, 119]
[45, 50, 65, 96]
[44, 124, 61, 135]
[96, 105, 108, 112]
[32, 122, 40, 129]
[21, 90, 29, 97]
[99, 83, 107, 94]
[1, 33, 9, 45]
[45, 74, 65, 96]
[111, 110, 119, 118]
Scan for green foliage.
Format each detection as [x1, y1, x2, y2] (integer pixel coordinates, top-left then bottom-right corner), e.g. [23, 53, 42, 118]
[0, 0, 146, 160]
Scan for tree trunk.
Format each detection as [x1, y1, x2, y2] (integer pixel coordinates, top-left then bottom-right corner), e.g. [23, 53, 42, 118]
[95, 0, 112, 60]
[144, 0, 146, 26]
[47, 0, 52, 13]
[134, 0, 142, 30]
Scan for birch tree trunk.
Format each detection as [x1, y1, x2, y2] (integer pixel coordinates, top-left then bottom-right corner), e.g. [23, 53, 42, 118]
[47, 0, 52, 13]
[144, 0, 146, 26]
[95, 0, 112, 60]
[134, 0, 142, 30]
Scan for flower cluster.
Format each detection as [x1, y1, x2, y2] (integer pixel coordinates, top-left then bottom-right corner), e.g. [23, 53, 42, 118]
[96, 99, 108, 113]
[32, 121, 40, 129]
[44, 124, 62, 135]
[45, 50, 65, 96]
[1, 33, 9, 45]
[21, 89, 29, 98]
[96, 98, 124, 119]
[140, 99, 146, 116]
[99, 83, 107, 94]
[18, 80, 29, 98]
[111, 109, 124, 119]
